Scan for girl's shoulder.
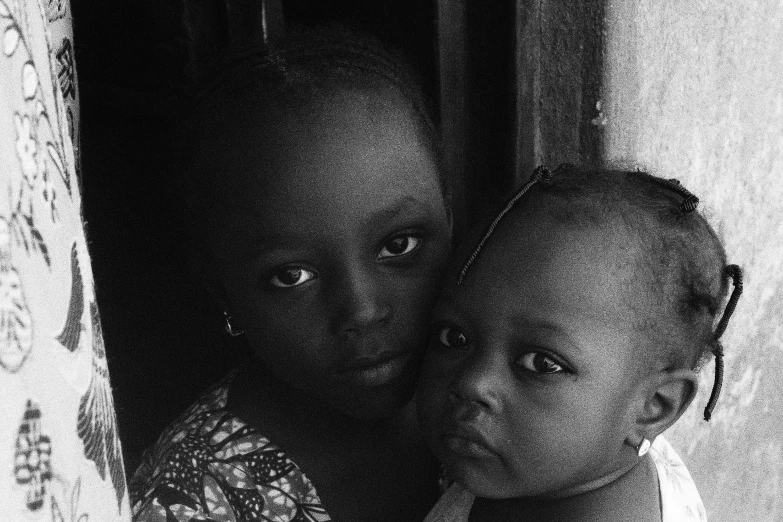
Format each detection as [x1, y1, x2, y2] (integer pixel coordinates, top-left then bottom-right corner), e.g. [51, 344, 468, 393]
[128, 371, 331, 522]
[650, 436, 708, 522]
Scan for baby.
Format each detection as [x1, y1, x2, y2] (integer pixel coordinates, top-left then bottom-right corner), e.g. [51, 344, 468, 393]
[418, 165, 742, 522]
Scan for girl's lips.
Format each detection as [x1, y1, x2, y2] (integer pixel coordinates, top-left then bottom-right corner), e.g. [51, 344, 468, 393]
[337, 351, 413, 387]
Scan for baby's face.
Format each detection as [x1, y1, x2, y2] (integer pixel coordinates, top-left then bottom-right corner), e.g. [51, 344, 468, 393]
[197, 90, 451, 418]
[417, 215, 646, 498]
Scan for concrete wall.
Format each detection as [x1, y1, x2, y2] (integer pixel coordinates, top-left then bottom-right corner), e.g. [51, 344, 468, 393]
[602, 2, 783, 520]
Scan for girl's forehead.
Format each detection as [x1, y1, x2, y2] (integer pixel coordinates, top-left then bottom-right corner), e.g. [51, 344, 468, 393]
[200, 83, 414, 139]
[195, 87, 429, 179]
[190, 92, 447, 252]
[223, 104, 435, 197]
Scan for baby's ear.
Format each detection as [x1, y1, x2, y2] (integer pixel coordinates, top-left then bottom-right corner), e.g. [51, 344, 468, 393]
[632, 369, 699, 440]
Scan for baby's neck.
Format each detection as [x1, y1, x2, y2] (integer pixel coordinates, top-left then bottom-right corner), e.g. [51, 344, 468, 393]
[469, 456, 661, 522]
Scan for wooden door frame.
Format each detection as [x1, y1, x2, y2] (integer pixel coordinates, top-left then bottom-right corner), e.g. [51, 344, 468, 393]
[436, 0, 605, 221]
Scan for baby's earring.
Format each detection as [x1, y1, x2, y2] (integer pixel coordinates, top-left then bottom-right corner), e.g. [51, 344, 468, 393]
[223, 311, 244, 337]
[626, 436, 652, 457]
[635, 438, 651, 457]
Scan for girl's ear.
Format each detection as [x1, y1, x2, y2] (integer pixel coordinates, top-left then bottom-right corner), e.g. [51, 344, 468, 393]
[629, 369, 699, 444]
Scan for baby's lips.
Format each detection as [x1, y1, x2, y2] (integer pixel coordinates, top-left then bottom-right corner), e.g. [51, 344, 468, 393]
[442, 433, 497, 460]
[439, 420, 499, 457]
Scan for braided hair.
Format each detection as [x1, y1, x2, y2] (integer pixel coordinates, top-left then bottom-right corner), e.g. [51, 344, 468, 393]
[458, 164, 742, 420]
[174, 25, 448, 221]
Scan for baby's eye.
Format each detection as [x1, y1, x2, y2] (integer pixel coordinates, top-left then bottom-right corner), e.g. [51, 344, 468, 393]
[269, 267, 316, 288]
[436, 326, 468, 348]
[517, 352, 564, 374]
[378, 235, 421, 260]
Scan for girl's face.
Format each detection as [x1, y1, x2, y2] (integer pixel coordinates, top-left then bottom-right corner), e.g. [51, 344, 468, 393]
[197, 90, 451, 419]
[417, 216, 646, 498]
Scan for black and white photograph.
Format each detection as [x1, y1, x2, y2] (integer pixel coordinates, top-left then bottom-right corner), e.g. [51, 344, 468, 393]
[0, 1, 779, 521]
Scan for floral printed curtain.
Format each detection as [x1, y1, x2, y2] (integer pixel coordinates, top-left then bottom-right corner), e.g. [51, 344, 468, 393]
[0, 0, 130, 519]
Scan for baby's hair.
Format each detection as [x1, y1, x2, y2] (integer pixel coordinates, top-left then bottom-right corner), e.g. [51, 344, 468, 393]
[458, 164, 742, 420]
[174, 25, 449, 218]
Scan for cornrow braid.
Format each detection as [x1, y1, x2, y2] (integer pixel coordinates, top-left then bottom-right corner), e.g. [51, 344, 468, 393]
[458, 164, 742, 419]
[646, 177, 700, 213]
[457, 165, 553, 285]
[703, 264, 743, 420]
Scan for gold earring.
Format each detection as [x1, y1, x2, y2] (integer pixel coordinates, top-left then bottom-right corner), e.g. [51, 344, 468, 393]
[223, 311, 244, 337]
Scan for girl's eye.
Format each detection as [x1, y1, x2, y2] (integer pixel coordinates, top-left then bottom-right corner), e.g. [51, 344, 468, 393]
[269, 267, 316, 288]
[378, 235, 421, 260]
[517, 352, 564, 374]
[436, 326, 468, 348]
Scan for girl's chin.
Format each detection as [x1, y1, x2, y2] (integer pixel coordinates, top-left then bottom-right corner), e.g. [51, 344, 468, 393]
[330, 377, 418, 420]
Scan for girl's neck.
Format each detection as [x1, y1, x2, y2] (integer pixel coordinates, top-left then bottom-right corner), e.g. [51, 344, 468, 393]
[469, 455, 661, 522]
[225, 357, 440, 521]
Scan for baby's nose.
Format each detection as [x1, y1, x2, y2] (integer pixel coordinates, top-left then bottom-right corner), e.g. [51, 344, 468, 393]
[447, 355, 503, 414]
[447, 395, 489, 422]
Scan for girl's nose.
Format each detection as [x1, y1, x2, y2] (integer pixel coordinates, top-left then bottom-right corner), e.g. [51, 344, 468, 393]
[332, 265, 392, 335]
[448, 352, 502, 414]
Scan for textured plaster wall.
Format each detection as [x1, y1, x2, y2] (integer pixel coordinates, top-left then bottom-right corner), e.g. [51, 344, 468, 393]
[603, 2, 783, 520]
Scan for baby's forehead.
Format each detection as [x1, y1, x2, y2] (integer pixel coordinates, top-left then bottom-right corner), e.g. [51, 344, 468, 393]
[443, 206, 651, 321]
[453, 203, 639, 273]
[491, 223, 638, 289]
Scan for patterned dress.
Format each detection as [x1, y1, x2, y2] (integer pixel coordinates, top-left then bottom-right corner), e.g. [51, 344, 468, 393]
[423, 436, 708, 522]
[129, 373, 331, 522]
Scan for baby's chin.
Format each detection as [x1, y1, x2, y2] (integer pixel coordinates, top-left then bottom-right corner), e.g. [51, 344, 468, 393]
[441, 460, 509, 498]
[441, 457, 548, 500]
[446, 459, 608, 502]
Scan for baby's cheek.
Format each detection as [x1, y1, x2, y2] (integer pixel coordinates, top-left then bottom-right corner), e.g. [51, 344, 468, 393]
[418, 352, 451, 397]
[417, 345, 468, 415]
[415, 364, 447, 426]
[415, 361, 441, 409]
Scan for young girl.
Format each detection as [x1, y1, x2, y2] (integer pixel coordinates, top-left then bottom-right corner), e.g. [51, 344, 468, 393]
[128, 29, 452, 521]
[418, 165, 742, 522]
